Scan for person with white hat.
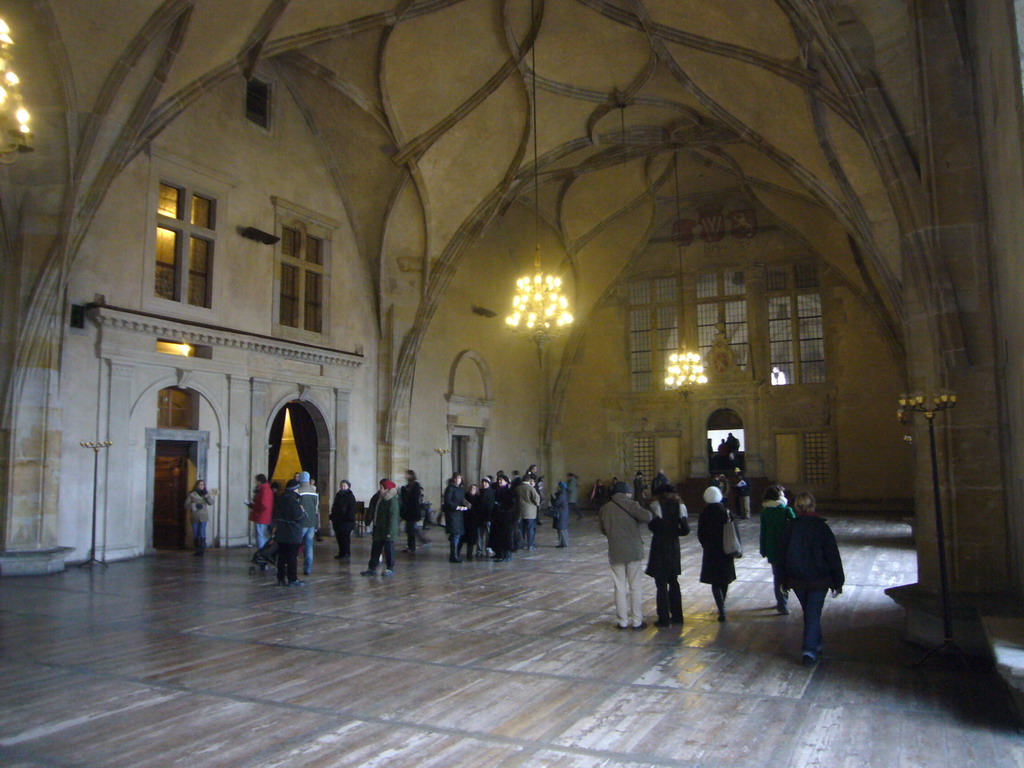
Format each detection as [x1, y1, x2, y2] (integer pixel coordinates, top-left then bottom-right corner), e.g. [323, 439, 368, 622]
[698, 485, 736, 622]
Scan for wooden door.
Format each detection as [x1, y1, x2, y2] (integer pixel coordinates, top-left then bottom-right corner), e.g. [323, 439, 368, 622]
[153, 441, 191, 549]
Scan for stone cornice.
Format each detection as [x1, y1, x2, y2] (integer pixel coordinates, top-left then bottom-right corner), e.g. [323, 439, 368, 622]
[91, 306, 364, 371]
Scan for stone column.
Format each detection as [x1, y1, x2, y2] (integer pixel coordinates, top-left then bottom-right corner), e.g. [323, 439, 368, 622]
[225, 374, 250, 548]
[334, 388, 351, 486]
[101, 361, 134, 561]
[250, 378, 270, 478]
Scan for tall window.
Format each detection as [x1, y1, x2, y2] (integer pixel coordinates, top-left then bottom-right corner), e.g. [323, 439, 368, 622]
[155, 183, 216, 308]
[767, 263, 825, 385]
[278, 224, 325, 333]
[628, 278, 679, 392]
[696, 270, 748, 368]
[633, 435, 655, 478]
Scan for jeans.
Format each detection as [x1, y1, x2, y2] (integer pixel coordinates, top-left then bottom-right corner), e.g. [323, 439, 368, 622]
[254, 523, 270, 550]
[793, 587, 828, 659]
[655, 577, 682, 624]
[610, 560, 645, 627]
[771, 563, 789, 612]
[477, 526, 489, 554]
[521, 518, 537, 549]
[277, 542, 299, 583]
[557, 528, 568, 547]
[368, 540, 395, 572]
[192, 521, 207, 547]
[302, 527, 315, 574]
[570, 502, 581, 520]
[406, 520, 428, 551]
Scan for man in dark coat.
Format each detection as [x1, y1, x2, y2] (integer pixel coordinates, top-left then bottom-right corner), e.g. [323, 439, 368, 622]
[272, 479, 306, 587]
[400, 470, 429, 553]
[442, 474, 469, 563]
[476, 477, 495, 556]
[491, 475, 515, 562]
[633, 471, 646, 502]
[777, 492, 845, 666]
[698, 486, 736, 622]
[329, 480, 356, 559]
[646, 484, 689, 627]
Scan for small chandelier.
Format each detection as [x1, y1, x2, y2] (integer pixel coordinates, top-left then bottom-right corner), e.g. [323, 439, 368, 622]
[0, 18, 31, 162]
[504, 0, 572, 344]
[665, 351, 707, 392]
[505, 246, 573, 339]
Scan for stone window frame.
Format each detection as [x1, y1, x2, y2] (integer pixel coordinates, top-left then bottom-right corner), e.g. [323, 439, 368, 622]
[626, 276, 680, 393]
[271, 197, 339, 345]
[766, 262, 826, 386]
[695, 270, 749, 369]
[142, 149, 235, 322]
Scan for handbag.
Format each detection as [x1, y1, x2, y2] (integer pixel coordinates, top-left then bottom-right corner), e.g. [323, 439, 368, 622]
[723, 513, 743, 558]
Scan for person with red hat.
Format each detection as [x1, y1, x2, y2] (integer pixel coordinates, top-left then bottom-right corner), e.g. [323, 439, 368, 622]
[362, 478, 400, 576]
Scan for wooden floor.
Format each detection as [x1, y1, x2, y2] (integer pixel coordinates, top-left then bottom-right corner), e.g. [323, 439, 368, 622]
[1, 514, 1021, 767]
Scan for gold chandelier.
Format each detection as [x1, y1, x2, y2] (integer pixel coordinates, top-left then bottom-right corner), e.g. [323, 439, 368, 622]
[505, 246, 573, 336]
[504, 0, 572, 343]
[665, 351, 707, 392]
[0, 18, 32, 161]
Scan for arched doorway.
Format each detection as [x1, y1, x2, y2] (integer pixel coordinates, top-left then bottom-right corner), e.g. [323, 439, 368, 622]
[150, 386, 208, 550]
[707, 408, 745, 474]
[267, 400, 331, 494]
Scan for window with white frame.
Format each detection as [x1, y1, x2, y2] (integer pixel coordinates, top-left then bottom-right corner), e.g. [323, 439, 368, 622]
[627, 277, 679, 392]
[155, 183, 216, 308]
[767, 263, 825, 385]
[695, 270, 748, 368]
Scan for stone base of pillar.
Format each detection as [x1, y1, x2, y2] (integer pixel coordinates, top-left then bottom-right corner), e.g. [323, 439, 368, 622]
[885, 582, 1014, 658]
[0, 547, 74, 576]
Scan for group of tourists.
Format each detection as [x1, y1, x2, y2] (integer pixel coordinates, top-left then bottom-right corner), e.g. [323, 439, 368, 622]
[597, 476, 844, 667]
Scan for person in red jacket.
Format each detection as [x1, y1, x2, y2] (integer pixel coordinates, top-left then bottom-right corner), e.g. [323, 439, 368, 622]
[247, 474, 274, 549]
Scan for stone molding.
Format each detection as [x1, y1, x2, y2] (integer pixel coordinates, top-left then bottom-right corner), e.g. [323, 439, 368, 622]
[91, 306, 364, 372]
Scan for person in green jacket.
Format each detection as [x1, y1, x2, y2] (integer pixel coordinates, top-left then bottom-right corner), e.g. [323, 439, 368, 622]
[760, 485, 796, 614]
[361, 479, 400, 577]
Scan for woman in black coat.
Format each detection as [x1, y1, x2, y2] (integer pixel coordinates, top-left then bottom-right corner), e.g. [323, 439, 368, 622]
[462, 484, 480, 560]
[490, 476, 515, 562]
[442, 474, 468, 563]
[329, 480, 356, 559]
[475, 478, 495, 557]
[698, 485, 736, 622]
[646, 485, 690, 627]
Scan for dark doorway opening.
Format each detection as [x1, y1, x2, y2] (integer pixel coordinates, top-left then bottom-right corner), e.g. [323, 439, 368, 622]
[451, 434, 469, 478]
[268, 401, 328, 492]
[153, 440, 196, 549]
[707, 408, 746, 474]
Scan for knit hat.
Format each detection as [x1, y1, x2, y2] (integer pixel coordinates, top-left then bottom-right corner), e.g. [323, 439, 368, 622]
[298, 471, 311, 483]
[285, 479, 299, 490]
[558, 480, 568, 490]
[381, 479, 396, 490]
[703, 486, 724, 504]
[613, 481, 631, 496]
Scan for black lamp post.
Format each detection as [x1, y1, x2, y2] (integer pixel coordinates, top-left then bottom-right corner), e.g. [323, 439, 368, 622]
[79, 440, 112, 567]
[897, 392, 968, 667]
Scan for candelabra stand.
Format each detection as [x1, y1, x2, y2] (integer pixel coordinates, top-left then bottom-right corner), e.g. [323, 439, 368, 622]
[897, 392, 968, 667]
[79, 441, 112, 567]
[434, 447, 450, 525]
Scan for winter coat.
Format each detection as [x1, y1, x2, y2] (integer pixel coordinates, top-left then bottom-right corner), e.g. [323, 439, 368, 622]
[777, 515, 845, 591]
[759, 501, 795, 564]
[371, 487, 401, 543]
[329, 489, 356, 529]
[598, 493, 652, 565]
[515, 483, 541, 520]
[400, 482, 423, 522]
[652, 472, 670, 492]
[566, 477, 579, 504]
[633, 477, 646, 500]
[296, 482, 319, 528]
[272, 490, 305, 544]
[697, 503, 736, 586]
[443, 483, 468, 536]
[476, 486, 496, 526]
[186, 490, 212, 524]
[463, 492, 480, 533]
[646, 493, 689, 580]
[248, 482, 273, 526]
[550, 489, 570, 531]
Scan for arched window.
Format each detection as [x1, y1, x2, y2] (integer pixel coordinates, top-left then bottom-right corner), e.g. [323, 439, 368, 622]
[157, 387, 198, 430]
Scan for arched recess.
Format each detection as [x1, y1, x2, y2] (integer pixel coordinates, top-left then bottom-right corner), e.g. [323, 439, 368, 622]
[265, 394, 334, 499]
[707, 407, 745, 474]
[446, 349, 494, 485]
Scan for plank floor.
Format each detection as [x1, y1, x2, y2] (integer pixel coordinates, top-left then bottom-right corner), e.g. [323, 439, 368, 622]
[1, 515, 1021, 767]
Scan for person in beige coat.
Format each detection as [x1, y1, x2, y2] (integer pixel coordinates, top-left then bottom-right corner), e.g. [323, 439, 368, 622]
[598, 481, 653, 629]
[515, 477, 542, 550]
[186, 480, 213, 557]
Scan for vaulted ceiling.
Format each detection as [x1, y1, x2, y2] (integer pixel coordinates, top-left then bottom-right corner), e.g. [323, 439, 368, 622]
[5, 0, 925, 420]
